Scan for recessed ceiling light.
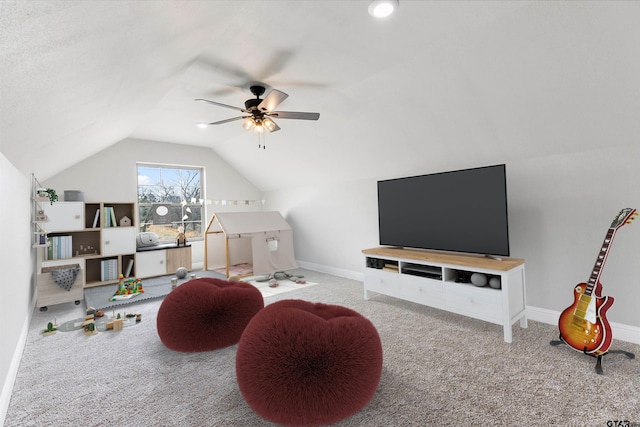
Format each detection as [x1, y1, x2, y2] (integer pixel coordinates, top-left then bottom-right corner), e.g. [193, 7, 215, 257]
[368, 0, 398, 18]
[196, 123, 208, 129]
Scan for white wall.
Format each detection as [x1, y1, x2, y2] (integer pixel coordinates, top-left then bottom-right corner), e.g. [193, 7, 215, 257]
[265, 144, 640, 331]
[0, 154, 33, 425]
[42, 138, 264, 267]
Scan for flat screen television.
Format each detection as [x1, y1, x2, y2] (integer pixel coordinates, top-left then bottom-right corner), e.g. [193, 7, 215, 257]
[377, 164, 510, 257]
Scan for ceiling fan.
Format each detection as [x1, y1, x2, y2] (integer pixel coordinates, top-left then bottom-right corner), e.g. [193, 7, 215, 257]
[195, 85, 320, 137]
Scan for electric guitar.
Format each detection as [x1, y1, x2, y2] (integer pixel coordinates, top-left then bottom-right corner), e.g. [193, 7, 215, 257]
[557, 208, 637, 355]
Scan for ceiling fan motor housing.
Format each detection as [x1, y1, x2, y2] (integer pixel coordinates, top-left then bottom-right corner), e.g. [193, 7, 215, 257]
[244, 98, 262, 111]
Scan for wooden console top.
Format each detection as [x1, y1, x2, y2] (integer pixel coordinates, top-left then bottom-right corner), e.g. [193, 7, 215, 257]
[362, 247, 525, 271]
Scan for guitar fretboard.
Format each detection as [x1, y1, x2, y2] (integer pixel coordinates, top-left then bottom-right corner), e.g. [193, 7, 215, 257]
[586, 228, 616, 296]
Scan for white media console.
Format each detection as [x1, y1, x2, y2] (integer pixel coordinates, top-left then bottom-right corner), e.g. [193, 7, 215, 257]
[362, 247, 527, 343]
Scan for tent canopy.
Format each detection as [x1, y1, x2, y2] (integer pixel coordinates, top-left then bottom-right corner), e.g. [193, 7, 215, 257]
[205, 211, 297, 277]
[212, 211, 292, 236]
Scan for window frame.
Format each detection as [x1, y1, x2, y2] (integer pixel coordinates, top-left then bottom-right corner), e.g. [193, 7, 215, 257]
[136, 163, 205, 243]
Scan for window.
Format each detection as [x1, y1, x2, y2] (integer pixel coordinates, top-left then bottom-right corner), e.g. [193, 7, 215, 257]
[137, 164, 204, 243]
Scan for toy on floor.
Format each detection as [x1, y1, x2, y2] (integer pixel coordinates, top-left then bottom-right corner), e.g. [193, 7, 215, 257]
[255, 271, 307, 287]
[109, 275, 145, 301]
[106, 311, 142, 332]
[42, 321, 58, 336]
[81, 313, 97, 336]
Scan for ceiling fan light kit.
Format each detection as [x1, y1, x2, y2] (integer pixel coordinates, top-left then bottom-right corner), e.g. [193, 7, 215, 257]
[196, 85, 319, 149]
[368, 0, 398, 18]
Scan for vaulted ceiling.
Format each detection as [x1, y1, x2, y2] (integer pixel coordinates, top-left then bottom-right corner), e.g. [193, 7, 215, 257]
[2, 1, 639, 191]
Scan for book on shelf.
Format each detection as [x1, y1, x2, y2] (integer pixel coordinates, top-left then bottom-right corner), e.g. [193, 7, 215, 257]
[92, 208, 100, 228]
[125, 259, 134, 277]
[109, 207, 117, 227]
[46, 235, 72, 260]
[100, 259, 118, 281]
[103, 207, 117, 227]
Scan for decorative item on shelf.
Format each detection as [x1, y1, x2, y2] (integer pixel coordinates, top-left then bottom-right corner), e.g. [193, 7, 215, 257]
[75, 244, 97, 257]
[470, 273, 488, 287]
[489, 277, 502, 289]
[63, 190, 84, 202]
[176, 225, 187, 246]
[35, 188, 47, 199]
[37, 228, 47, 245]
[42, 188, 58, 205]
[177, 233, 187, 246]
[119, 216, 131, 227]
[35, 209, 48, 222]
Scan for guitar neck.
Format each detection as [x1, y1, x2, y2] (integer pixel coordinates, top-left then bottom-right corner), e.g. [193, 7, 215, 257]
[585, 228, 617, 296]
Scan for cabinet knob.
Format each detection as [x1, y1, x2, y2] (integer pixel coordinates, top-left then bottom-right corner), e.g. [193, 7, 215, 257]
[105, 241, 110, 245]
[75, 215, 81, 219]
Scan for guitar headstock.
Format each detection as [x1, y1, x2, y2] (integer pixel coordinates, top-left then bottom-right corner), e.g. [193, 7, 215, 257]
[610, 208, 638, 229]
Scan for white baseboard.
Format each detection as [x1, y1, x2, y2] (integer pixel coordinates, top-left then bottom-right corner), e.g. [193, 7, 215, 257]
[0, 306, 32, 426]
[296, 260, 363, 282]
[527, 305, 639, 345]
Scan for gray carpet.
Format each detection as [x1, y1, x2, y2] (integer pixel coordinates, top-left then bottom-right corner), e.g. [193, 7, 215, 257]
[83, 270, 226, 310]
[5, 269, 640, 426]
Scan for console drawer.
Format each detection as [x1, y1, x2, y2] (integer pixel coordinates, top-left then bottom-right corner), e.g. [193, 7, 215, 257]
[401, 275, 443, 306]
[364, 269, 401, 297]
[445, 284, 501, 322]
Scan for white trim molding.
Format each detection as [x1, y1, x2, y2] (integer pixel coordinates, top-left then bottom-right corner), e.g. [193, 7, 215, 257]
[0, 306, 32, 426]
[296, 260, 363, 282]
[526, 305, 640, 345]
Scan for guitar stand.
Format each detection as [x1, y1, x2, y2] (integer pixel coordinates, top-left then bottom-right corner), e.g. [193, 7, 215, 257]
[550, 335, 635, 375]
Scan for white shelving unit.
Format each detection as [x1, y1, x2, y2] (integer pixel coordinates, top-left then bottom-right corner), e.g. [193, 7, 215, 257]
[41, 201, 136, 289]
[31, 174, 50, 249]
[362, 247, 527, 343]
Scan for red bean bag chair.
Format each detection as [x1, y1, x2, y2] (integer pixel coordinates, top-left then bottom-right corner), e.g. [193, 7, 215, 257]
[236, 299, 383, 426]
[157, 277, 264, 352]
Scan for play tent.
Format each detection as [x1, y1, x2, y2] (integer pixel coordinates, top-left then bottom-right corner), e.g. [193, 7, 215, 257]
[204, 211, 297, 277]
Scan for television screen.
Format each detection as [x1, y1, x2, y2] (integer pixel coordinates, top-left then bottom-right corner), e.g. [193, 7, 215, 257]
[377, 164, 510, 257]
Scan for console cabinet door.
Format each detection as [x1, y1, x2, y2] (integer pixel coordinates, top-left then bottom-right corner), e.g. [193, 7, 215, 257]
[135, 250, 167, 278]
[101, 228, 136, 256]
[44, 202, 84, 232]
[166, 247, 192, 272]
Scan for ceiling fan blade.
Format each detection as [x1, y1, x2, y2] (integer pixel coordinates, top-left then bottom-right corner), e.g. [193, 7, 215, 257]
[195, 98, 246, 113]
[207, 116, 249, 125]
[266, 119, 281, 133]
[269, 111, 320, 120]
[258, 89, 289, 112]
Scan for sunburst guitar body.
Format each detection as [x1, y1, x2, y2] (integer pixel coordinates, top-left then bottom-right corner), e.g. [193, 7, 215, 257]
[557, 208, 637, 356]
[558, 282, 614, 355]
